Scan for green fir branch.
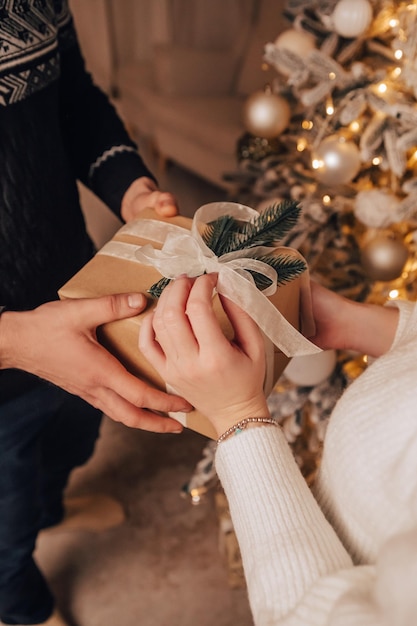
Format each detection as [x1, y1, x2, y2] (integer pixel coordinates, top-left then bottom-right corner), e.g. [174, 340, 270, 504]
[248, 254, 306, 290]
[202, 215, 241, 256]
[220, 200, 302, 254]
[148, 276, 171, 299]
[148, 201, 304, 297]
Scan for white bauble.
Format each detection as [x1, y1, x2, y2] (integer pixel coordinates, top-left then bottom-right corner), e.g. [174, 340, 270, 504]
[243, 91, 291, 139]
[274, 28, 316, 74]
[313, 135, 361, 186]
[332, 0, 373, 38]
[284, 350, 337, 386]
[355, 189, 400, 229]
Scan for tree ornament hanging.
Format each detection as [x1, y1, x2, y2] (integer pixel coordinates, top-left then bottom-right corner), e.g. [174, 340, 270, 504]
[312, 135, 361, 185]
[360, 233, 409, 282]
[274, 28, 316, 75]
[331, 0, 373, 39]
[242, 90, 291, 139]
[354, 189, 401, 229]
[284, 350, 338, 386]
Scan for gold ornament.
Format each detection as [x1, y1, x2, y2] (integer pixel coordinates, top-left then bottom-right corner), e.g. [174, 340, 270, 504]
[361, 233, 409, 281]
[312, 135, 361, 185]
[243, 90, 291, 139]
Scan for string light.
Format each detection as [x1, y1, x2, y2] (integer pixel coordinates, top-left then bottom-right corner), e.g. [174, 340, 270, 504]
[326, 97, 334, 115]
[297, 138, 307, 152]
[349, 120, 360, 133]
[372, 156, 382, 165]
[312, 158, 323, 170]
[377, 82, 388, 94]
[302, 120, 313, 130]
[394, 49, 403, 60]
[389, 289, 400, 299]
[322, 194, 331, 205]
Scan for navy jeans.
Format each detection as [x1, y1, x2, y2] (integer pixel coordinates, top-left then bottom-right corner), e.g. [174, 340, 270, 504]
[0, 379, 101, 625]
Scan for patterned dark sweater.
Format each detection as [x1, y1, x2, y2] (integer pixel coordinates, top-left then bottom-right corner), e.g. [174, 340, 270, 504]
[0, 0, 154, 310]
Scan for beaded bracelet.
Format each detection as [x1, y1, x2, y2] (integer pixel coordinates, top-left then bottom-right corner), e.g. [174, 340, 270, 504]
[217, 417, 279, 444]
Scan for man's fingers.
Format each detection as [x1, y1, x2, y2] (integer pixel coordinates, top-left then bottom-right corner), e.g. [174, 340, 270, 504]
[87, 370, 191, 432]
[154, 192, 178, 217]
[66, 293, 149, 329]
[96, 388, 185, 432]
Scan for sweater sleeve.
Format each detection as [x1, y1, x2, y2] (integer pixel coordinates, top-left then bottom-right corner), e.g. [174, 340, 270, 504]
[56, 4, 155, 217]
[215, 427, 417, 625]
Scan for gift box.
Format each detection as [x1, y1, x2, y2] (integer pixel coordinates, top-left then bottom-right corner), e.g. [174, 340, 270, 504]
[59, 203, 320, 439]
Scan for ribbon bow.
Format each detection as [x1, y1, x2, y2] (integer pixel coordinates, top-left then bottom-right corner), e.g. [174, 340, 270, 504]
[120, 202, 320, 359]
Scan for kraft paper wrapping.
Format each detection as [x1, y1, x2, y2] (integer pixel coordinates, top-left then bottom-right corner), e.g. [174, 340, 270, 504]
[59, 204, 320, 439]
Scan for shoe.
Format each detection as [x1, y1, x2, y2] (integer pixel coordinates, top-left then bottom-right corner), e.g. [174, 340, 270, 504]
[40, 493, 125, 534]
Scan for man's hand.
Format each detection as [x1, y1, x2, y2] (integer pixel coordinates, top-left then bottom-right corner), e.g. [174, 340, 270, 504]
[0, 294, 191, 431]
[121, 176, 178, 221]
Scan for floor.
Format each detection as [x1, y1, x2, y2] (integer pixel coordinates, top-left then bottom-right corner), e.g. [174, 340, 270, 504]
[35, 149, 255, 626]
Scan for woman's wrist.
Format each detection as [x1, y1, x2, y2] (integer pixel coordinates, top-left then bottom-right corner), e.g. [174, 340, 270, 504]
[209, 399, 271, 438]
[217, 416, 279, 444]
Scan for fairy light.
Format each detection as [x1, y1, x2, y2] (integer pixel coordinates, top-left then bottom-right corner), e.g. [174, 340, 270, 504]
[302, 120, 313, 130]
[312, 158, 323, 170]
[326, 97, 334, 115]
[389, 289, 400, 299]
[392, 67, 402, 78]
[377, 82, 388, 94]
[322, 194, 331, 205]
[349, 120, 360, 133]
[372, 156, 382, 165]
[389, 18, 399, 28]
[394, 49, 403, 60]
[297, 138, 307, 152]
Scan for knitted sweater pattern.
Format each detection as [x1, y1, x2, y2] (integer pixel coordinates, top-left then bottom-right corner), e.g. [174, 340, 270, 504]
[0, 1, 151, 310]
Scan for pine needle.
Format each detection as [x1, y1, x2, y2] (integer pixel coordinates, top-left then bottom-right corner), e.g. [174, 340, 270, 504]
[220, 200, 302, 254]
[248, 254, 306, 290]
[202, 215, 241, 256]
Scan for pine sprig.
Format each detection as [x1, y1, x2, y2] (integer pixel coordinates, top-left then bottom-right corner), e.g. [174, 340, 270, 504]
[148, 276, 171, 299]
[202, 215, 239, 256]
[147, 201, 304, 297]
[248, 254, 307, 290]
[216, 200, 302, 254]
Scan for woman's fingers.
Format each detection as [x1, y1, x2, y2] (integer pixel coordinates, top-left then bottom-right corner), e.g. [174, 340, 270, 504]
[219, 293, 265, 361]
[151, 276, 198, 360]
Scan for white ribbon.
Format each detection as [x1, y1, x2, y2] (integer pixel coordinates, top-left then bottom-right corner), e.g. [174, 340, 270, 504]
[99, 202, 321, 358]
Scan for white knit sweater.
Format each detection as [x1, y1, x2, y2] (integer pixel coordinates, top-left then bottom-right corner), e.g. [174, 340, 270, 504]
[215, 300, 417, 626]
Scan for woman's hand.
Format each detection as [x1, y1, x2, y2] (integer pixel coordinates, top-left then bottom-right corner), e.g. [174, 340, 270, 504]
[0, 294, 191, 431]
[139, 274, 270, 437]
[121, 176, 178, 221]
[310, 280, 399, 357]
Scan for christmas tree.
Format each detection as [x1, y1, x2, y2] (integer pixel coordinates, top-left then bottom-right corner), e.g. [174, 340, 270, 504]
[186, 0, 417, 499]
[223, 0, 417, 481]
